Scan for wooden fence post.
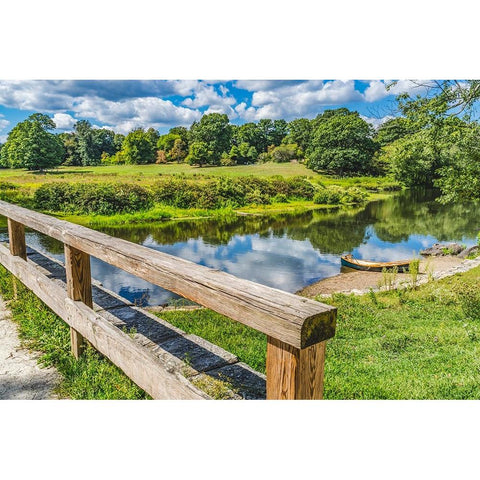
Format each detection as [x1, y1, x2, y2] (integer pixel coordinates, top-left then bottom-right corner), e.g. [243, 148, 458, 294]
[7, 218, 27, 260]
[266, 337, 327, 400]
[7, 218, 27, 299]
[64, 244, 93, 359]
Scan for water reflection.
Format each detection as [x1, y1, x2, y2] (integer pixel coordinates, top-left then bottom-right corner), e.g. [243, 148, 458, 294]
[0, 189, 478, 305]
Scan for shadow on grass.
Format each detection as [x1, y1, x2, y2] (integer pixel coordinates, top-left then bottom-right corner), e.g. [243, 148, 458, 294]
[28, 170, 94, 175]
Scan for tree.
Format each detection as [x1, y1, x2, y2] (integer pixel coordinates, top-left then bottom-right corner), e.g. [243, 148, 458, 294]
[232, 122, 264, 153]
[228, 142, 258, 165]
[186, 141, 214, 167]
[284, 118, 313, 152]
[120, 128, 158, 164]
[256, 119, 289, 152]
[93, 128, 116, 158]
[74, 120, 98, 166]
[190, 113, 232, 164]
[0, 113, 64, 170]
[374, 117, 414, 147]
[383, 81, 480, 201]
[113, 133, 125, 152]
[58, 132, 81, 166]
[271, 143, 303, 163]
[170, 138, 188, 163]
[306, 109, 377, 175]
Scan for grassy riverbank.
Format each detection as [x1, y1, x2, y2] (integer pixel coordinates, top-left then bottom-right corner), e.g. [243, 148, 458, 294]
[160, 265, 480, 399]
[1, 257, 479, 399]
[0, 163, 401, 227]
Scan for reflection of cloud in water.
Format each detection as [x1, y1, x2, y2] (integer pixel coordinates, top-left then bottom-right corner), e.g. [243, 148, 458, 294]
[2, 198, 478, 307]
[148, 232, 340, 292]
[353, 232, 477, 262]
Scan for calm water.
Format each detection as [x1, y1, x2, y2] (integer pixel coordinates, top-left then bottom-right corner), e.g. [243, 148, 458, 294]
[1, 189, 479, 305]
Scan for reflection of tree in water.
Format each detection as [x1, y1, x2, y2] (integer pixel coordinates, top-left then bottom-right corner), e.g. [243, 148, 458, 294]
[100, 189, 480, 255]
[37, 233, 65, 254]
[371, 189, 480, 242]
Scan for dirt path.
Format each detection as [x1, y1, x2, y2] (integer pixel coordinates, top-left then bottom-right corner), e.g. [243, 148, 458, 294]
[298, 256, 470, 297]
[0, 297, 60, 399]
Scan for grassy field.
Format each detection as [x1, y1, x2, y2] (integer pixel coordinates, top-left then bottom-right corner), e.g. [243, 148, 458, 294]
[160, 265, 480, 399]
[0, 162, 400, 188]
[0, 162, 316, 186]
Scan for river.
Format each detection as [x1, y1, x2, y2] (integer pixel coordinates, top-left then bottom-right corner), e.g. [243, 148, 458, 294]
[1, 189, 479, 305]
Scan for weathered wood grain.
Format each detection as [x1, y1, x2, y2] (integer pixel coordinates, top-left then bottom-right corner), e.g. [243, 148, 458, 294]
[0, 200, 336, 349]
[0, 242, 210, 400]
[7, 218, 26, 260]
[266, 336, 326, 399]
[65, 245, 92, 358]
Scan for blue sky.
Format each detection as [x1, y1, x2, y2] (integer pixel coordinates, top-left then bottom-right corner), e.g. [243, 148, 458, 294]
[0, 79, 427, 142]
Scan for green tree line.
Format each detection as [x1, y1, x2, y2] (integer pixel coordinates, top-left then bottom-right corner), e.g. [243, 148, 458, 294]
[1, 81, 480, 203]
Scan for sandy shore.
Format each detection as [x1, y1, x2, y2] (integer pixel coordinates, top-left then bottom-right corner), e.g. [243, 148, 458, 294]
[298, 256, 465, 297]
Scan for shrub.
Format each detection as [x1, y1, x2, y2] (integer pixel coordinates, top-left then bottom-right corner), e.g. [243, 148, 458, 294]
[0, 181, 18, 191]
[34, 182, 153, 215]
[151, 175, 317, 210]
[313, 188, 342, 205]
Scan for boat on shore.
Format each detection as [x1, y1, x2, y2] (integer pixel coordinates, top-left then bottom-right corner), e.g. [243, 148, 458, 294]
[340, 254, 412, 272]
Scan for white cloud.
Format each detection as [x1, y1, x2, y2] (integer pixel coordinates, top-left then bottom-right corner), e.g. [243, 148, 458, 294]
[182, 82, 237, 118]
[74, 96, 202, 134]
[364, 80, 432, 102]
[235, 80, 363, 121]
[52, 113, 76, 130]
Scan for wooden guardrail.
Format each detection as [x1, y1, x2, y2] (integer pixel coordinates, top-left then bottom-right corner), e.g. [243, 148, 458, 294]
[0, 199, 337, 399]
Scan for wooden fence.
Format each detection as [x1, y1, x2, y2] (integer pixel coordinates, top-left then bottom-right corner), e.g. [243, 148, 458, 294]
[0, 199, 337, 399]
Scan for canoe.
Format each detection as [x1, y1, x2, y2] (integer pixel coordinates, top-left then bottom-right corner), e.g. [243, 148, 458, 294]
[340, 254, 411, 272]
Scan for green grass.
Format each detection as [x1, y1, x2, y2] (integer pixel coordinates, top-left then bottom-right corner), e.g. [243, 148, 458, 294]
[161, 267, 480, 399]
[0, 162, 317, 185]
[159, 309, 267, 374]
[0, 266, 149, 399]
[2, 259, 479, 399]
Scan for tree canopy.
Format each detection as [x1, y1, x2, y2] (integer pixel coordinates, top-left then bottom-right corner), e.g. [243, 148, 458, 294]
[306, 109, 377, 175]
[189, 113, 232, 164]
[0, 113, 64, 170]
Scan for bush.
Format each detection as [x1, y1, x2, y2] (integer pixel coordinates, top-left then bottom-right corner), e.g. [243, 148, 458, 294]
[0, 181, 18, 191]
[313, 188, 342, 205]
[34, 182, 153, 215]
[151, 175, 317, 210]
[313, 186, 367, 205]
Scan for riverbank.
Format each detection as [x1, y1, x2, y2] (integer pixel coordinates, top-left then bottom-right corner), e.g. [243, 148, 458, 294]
[0, 163, 401, 228]
[160, 262, 480, 399]
[297, 256, 468, 297]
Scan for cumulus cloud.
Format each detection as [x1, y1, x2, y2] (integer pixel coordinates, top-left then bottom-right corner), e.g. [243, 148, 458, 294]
[0, 80, 206, 133]
[182, 82, 237, 117]
[0, 116, 9, 142]
[364, 80, 432, 102]
[52, 113, 76, 130]
[234, 80, 363, 121]
[73, 96, 203, 134]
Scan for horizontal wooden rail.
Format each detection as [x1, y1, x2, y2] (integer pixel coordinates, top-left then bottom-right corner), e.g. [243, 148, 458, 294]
[0, 199, 337, 399]
[0, 243, 208, 399]
[0, 200, 336, 349]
